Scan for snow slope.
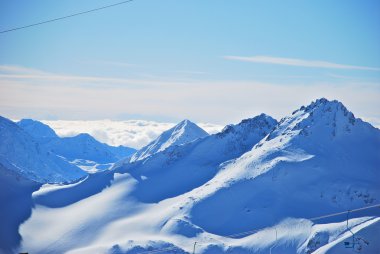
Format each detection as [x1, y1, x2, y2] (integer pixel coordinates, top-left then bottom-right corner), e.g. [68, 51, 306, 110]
[18, 176, 380, 254]
[130, 119, 209, 162]
[11, 99, 380, 254]
[0, 116, 87, 184]
[18, 114, 282, 253]
[0, 163, 41, 254]
[1, 117, 86, 253]
[17, 119, 136, 165]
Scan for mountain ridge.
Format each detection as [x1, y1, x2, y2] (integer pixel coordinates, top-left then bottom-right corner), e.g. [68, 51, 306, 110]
[2, 98, 379, 254]
[121, 114, 278, 202]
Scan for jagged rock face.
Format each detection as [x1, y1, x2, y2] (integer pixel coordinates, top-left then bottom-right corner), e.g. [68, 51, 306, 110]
[263, 98, 379, 157]
[218, 113, 277, 138]
[292, 99, 358, 137]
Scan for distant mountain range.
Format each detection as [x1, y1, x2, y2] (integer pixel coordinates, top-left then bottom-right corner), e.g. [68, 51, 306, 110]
[0, 116, 86, 184]
[1, 98, 379, 254]
[17, 118, 136, 174]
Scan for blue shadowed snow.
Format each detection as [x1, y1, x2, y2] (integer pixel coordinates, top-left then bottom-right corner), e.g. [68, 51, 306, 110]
[0, 165, 41, 253]
[34, 170, 114, 208]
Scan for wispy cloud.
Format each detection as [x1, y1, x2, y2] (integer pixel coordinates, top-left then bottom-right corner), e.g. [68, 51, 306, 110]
[0, 65, 188, 87]
[0, 65, 49, 75]
[224, 56, 380, 71]
[90, 60, 141, 68]
[174, 70, 208, 75]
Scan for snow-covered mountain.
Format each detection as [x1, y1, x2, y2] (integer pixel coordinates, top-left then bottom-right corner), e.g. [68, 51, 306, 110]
[187, 98, 380, 236]
[123, 114, 277, 202]
[130, 119, 209, 162]
[17, 119, 136, 166]
[0, 116, 87, 184]
[3, 99, 380, 254]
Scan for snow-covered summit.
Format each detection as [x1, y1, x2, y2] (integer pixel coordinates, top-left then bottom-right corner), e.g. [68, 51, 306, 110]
[17, 119, 58, 140]
[266, 98, 376, 144]
[0, 116, 87, 184]
[130, 119, 209, 162]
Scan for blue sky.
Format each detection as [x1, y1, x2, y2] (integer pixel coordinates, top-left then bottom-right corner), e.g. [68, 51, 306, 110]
[0, 0, 380, 125]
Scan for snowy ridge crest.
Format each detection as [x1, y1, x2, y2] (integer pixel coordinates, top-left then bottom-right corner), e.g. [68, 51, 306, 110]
[17, 119, 58, 139]
[218, 113, 277, 138]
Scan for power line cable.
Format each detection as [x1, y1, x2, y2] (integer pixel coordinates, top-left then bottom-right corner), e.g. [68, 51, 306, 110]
[215, 203, 380, 241]
[133, 203, 380, 254]
[199, 204, 380, 253]
[0, 0, 134, 34]
[224, 229, 260, 239]
[308, 203, 380, 221]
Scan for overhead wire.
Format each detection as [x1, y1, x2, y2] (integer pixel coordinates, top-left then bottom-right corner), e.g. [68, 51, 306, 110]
[308, 203, 380, 221]
[221, 203, 380, 240]
[223, 229, 261, 239]
[0, 0, 134, 34]
[132, 203, 380, 253]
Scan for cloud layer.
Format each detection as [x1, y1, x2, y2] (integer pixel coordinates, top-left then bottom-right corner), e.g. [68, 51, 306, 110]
[42, 120, 223, 149]
[1, 65, 380, 130]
